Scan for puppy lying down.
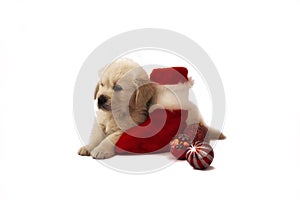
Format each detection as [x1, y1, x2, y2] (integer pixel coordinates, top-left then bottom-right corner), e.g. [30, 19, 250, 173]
[78, 59, 155, 159]
[78, 58, 224, 159]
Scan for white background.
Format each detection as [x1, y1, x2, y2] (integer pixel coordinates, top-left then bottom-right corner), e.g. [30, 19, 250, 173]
[1, 0, 300, 199]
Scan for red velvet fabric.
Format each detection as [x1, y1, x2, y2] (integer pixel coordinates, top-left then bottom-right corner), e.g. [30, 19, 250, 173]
[150, 67, 188, 85]
[115, 109, 188, 154]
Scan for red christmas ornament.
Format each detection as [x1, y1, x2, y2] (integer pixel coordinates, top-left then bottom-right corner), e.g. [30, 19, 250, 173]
[184, 123, 208, 143]
[170, 134, 192, 160]
[186, 142, 214, 170]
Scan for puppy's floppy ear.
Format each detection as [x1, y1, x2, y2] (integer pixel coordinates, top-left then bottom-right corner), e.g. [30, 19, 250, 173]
[133, 81, 155, 107]
[94, 82, 100, 100]
[94, 67, 105, 100]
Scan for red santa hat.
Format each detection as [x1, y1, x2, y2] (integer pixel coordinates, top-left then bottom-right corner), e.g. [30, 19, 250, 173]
[150, 67, 189, 85]
[149, 67, 192, 111]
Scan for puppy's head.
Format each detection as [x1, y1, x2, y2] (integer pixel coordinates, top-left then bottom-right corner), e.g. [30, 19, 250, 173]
[94, 59, 154, 118]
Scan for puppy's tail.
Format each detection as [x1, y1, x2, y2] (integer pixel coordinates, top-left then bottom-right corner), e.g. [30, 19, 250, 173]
[207, 127, 226, 140]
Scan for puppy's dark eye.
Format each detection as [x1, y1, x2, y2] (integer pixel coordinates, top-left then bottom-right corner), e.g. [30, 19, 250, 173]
[113, 84, 122, 92]
[100, 83, 104, 87]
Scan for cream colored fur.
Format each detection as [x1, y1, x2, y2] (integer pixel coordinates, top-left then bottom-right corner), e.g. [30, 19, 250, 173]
[78, 58, 154, 159]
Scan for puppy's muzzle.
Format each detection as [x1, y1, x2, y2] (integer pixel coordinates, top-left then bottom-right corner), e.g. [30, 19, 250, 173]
[97, 95, 111, 111]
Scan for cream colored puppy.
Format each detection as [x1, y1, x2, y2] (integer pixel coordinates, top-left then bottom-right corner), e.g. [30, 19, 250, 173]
[78, 58, 154, 159]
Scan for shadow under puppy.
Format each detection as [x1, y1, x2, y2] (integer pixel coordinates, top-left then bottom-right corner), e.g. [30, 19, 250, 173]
[78, 58, 155, 159]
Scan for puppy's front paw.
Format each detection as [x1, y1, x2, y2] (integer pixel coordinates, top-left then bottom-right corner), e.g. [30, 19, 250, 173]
[78, 146, 90, 156]
[91, 142, 115, 159]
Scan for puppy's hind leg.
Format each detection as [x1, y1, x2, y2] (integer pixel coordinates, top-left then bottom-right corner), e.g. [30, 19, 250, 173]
[207, 126, 226, 140]
[78, 119, 105, 156]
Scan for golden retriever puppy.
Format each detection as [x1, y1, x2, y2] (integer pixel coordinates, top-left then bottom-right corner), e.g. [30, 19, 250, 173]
[78, 58, 155, 159]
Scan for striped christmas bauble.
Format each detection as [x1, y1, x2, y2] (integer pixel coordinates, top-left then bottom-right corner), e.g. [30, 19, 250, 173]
[186, 142, 214, 170]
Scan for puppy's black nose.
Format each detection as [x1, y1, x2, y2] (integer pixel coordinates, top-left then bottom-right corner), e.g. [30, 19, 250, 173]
[98, 95, 108, 105]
